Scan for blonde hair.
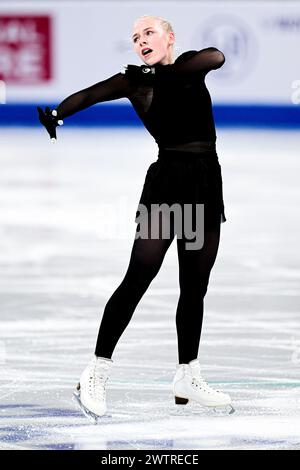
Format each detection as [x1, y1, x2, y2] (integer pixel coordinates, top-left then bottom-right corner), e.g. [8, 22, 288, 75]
[133, 15, 180, 58]
[133, 15, 174, 35]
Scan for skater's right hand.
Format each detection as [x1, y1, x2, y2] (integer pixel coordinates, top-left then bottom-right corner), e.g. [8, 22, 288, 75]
[37, 106, 64, 142]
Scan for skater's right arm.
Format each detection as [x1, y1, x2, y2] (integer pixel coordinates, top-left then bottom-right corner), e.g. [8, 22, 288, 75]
[37, 73, 131, 140]
[55, 72, 130, 120]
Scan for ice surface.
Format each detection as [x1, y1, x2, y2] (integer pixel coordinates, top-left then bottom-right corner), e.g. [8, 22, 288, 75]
[0, 128, 299, 450]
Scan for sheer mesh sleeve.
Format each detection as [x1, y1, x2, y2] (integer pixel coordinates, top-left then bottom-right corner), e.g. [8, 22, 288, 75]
[173, 47, 225, 75]
[55, 72, 131, 120]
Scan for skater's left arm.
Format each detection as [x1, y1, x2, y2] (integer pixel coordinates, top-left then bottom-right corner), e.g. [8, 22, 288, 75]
[123, 47, 225, 85]
[172, 47, 225, 75]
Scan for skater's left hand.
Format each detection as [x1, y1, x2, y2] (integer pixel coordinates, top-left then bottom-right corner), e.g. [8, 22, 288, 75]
[37, 106, 64, 142]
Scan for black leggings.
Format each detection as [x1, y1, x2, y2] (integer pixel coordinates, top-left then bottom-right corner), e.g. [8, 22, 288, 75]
[95, 209, 221, 364]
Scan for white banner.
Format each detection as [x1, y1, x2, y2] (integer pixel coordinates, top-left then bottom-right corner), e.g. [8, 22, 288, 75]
[0, 0, 299, 104]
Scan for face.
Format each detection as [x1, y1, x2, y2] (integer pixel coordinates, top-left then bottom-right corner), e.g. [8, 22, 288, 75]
[132, 18, 175, 65]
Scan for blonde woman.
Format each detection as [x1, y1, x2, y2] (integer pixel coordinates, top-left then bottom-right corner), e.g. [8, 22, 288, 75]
[38, 15, 233, 421]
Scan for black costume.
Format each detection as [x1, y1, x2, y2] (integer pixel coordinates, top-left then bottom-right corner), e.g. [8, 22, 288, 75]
[51, 47, 226, 363]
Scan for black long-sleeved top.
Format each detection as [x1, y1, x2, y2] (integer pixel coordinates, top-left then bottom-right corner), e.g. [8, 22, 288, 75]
[55, 47, 225, 147]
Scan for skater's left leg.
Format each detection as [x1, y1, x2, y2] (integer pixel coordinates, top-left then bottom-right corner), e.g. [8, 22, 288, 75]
[175, 223, 221, 364]
[94, 208, 175, 359]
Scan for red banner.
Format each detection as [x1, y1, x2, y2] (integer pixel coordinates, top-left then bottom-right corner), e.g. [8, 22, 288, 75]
[0, 15, 51, 83]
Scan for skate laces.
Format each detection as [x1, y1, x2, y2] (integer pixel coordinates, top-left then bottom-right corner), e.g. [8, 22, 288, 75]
[87, 360, 110, 400]
[191, 372, 222, 395]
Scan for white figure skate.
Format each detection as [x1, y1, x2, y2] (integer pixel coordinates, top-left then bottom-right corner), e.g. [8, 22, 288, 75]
[73, 355, 113, 423]
[172, 358, 235, 414]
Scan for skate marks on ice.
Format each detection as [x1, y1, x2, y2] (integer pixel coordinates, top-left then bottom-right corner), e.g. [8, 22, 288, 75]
[1, 371, 299, 449]
[58, 381, 300, 450]
[0, 129, 300, 449]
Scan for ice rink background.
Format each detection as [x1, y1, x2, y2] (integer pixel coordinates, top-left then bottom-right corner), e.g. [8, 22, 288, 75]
[0, 127, 299, 450]
[1, 0, 300, 452]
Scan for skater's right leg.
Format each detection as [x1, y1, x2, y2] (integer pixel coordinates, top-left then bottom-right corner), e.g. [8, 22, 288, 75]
[95, 209, 175, 359]
[73, 355, 113, 422]
[74, 210, 175, 420]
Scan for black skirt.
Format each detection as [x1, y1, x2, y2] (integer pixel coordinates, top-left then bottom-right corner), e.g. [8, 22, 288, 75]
[134, 142, 227, 230]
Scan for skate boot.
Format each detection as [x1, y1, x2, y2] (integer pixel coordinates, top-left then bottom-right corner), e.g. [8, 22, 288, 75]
[172, 358, 235, 414]
[73, 355, 113, 423]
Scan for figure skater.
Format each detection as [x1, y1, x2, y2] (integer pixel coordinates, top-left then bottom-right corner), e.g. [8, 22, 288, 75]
[38, 15, 234, 421]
